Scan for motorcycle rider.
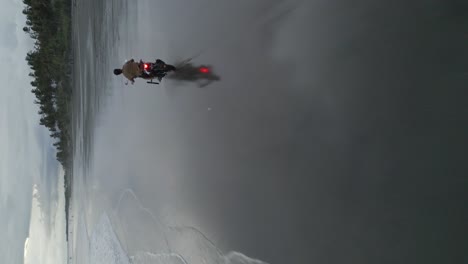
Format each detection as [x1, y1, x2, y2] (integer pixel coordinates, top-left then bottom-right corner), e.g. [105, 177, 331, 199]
[113, 59, 143, 84]
[114, 59, 167, 83]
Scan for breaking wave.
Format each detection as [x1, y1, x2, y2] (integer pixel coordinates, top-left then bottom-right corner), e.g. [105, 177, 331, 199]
[85, 188, 269, 264]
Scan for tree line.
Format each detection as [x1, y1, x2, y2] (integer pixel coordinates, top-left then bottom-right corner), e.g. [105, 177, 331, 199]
[22, 0, 72, 168]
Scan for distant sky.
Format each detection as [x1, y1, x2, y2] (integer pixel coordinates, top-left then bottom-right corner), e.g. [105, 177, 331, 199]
[0, 0, 65, 263]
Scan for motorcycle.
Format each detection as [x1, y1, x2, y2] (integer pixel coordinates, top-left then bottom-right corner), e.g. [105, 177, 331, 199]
[140, 59, 177, 84]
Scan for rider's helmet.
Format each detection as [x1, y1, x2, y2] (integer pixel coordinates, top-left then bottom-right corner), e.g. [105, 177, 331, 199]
[113, 69, 123, 75]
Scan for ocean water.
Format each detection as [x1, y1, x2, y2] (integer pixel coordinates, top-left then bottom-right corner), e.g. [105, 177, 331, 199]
[69, 0, 468, 263]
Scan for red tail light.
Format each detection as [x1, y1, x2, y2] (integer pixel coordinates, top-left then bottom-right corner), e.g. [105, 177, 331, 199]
[144, 63, 149, 69]
[199, 67, 209, 73]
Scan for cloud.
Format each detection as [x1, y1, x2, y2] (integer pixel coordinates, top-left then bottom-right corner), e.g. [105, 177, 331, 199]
[0, 1, 51, 263]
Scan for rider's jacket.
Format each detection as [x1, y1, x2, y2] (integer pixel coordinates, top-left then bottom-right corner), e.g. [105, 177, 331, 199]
[122, 59, 142, 81]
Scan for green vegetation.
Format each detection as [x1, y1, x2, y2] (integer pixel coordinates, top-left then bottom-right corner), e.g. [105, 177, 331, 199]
[22, 0, 73, 238]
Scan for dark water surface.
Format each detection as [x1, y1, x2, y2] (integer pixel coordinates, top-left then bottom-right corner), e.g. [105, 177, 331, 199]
[69, 1, 468, 263]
